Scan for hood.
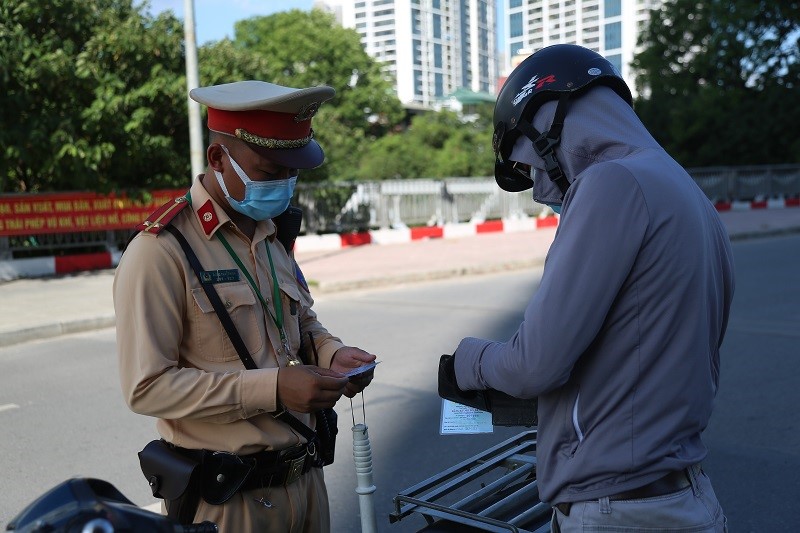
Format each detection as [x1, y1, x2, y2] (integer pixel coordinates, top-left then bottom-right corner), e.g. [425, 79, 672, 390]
[509, 86, 662, 206]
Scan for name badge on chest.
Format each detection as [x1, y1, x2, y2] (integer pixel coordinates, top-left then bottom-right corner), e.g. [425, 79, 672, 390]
[200, 269, 241, 284]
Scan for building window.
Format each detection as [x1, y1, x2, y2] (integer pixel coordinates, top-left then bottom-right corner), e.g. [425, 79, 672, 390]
[434, 43, 443, 68]
[509, 12, 523, 38]
[433, 14, 442, 38]
[510, 0, 522, 7]
[606, 53, 622, 75]
[435, 73, 444, 97]
[604, 21, 621, 49]
[509, 40, 525, 58]
[604, 0, 622, 17]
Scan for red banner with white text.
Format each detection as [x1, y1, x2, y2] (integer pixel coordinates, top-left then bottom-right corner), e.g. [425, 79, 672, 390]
[0, 190, 185, 236]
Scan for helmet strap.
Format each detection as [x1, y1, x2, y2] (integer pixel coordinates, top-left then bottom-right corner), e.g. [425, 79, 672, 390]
[516, 93, 571, 196]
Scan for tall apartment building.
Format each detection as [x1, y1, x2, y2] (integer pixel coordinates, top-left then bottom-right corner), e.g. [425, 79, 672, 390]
[502, 0, 661, 94]
[322, 0, 497, 108]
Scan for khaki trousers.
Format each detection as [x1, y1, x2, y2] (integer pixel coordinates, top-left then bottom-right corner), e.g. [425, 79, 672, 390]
[192, 467, 330, 533]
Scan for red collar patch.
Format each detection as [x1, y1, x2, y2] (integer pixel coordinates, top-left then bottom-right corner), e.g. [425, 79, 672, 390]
[196, 200, 220, 236]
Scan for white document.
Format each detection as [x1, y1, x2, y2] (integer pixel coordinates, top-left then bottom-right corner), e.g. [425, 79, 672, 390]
[440, 399, 493, 435]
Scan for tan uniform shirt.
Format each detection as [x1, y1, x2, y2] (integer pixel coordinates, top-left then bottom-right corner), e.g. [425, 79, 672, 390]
[114, 178, 344, 454]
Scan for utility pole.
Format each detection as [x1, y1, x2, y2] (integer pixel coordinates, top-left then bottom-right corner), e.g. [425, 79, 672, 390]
[184, 0, 204, 180]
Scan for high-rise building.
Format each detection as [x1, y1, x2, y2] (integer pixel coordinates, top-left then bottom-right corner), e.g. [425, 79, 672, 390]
[321, 0, 497, 108]
[502, 0, 662, 95]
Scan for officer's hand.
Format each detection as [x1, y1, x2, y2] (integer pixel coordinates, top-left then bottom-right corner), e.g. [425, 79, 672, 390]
[277, 365, 349, 413]
[331, 346, 377, 398]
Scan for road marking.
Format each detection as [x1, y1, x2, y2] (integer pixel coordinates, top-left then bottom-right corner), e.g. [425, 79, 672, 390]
[0, 403, 20, 413]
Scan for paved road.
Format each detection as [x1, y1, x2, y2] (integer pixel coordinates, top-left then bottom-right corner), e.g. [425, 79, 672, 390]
[1, 208, 799, 531]
[2, 234, 799, 532]
[1, 208, 799, 348]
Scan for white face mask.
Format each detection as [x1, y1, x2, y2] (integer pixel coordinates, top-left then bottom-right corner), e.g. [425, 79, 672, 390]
[215, 145, 297, 221]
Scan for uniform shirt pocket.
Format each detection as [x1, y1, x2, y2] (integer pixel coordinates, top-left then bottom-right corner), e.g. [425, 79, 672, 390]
[279, 283, 303, 359]
[191, 282, 264, 362]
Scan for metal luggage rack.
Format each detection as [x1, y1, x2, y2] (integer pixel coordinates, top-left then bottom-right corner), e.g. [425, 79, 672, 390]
[390, 430, 551, 532]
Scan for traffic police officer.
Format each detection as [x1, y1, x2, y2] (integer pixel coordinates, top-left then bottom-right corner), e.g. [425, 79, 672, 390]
[114, 80, 376, 532]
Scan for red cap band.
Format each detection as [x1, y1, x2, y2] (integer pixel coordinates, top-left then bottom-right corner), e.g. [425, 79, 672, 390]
[207, 108, 310, 141]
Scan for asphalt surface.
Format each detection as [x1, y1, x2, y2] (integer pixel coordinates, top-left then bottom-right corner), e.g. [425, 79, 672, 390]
[1, 208, 799, 348]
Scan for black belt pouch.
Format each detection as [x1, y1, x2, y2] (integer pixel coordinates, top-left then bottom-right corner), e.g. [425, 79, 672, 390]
[138, 440, 201, 524]
[200, 452, 253, 505]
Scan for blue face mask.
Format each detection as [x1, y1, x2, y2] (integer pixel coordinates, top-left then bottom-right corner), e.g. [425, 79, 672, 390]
[545, 203, 562, 215]
[215, 145, 297, 221]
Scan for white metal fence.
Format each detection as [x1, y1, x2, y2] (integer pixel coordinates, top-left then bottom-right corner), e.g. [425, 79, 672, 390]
[296, 164, 800, 234]
[1, 164, 798, 259]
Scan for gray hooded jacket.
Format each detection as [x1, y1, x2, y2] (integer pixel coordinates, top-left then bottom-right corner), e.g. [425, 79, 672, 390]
[454, 86, 735, 505]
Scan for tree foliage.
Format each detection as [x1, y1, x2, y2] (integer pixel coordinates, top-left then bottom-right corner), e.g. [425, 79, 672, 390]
[632, 0, 800, 166]
[231, 9, 406, 182]
[1, 0, 191, 193]
[357, 106, 495, 179]
[1, 2, 495, 194]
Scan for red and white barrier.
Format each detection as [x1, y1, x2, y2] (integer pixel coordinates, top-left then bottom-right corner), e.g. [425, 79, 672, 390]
[294, 216, 559, 254]
[2, 196, 798, 281]
[715, 198, 800, 211]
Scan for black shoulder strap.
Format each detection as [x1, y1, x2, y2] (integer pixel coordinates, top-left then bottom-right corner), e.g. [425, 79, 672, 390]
[164, 224, 316, 442]
[164, 225, 257, 370]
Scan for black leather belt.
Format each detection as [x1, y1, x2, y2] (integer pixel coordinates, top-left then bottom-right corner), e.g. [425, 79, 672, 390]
[239, 443, 315, 490]
[554, 468, 693, 517]
[173, 442, 315, 491]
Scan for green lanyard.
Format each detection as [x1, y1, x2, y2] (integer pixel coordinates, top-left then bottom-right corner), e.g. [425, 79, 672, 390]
[218, 232, 284, 334]
[185, 192, 292, 357]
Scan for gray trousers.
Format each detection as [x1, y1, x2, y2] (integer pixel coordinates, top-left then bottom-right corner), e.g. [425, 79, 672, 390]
[551, 465, 727, 532]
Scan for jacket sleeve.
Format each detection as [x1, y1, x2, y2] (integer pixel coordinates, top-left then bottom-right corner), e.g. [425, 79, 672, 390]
[114, 233, 278, 423]
[454, 164, 649, 398]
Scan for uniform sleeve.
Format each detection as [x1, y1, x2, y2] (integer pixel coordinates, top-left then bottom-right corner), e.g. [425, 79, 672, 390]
[454, 164, 649, 397]
[113, 233, 278, 423]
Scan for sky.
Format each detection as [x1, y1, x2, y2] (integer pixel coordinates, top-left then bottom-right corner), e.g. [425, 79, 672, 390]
[145, 0, 505, 49]
[144, 0, 316, 44]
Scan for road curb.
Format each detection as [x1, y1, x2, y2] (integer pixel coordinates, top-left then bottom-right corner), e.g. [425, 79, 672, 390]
[311, 258, 547, 293]
[0, 316, 116, 348]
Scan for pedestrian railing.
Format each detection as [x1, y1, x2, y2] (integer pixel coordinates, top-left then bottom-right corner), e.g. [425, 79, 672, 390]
[1, 164, 798, 260]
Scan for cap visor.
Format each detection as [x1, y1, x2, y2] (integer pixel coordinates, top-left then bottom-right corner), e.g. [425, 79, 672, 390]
[248, 139, 325, 170]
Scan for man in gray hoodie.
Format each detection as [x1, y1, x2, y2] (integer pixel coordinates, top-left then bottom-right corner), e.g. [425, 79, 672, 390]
[451, 45, 733, 531]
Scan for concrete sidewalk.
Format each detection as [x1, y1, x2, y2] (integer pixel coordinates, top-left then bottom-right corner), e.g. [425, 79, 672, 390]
[1, 208, 798, 348]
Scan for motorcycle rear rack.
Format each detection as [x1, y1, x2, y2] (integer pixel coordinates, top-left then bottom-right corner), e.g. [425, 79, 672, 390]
[390, 430, 551, 532]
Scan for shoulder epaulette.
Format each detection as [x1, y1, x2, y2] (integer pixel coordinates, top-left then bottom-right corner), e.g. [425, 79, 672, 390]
[134, 196, 190, 235]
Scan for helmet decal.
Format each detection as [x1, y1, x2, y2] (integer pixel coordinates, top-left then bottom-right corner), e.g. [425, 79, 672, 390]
[513, 74, 557, 106]
[587, 67, 602, 76]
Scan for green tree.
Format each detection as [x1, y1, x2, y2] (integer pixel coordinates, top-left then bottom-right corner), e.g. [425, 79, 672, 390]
[357, 133, 432, 180]
[632, 0, 800, 166]
[357, 106, 495, 180]
[1, 0, 192, 193]
[232, 9, 405, 181]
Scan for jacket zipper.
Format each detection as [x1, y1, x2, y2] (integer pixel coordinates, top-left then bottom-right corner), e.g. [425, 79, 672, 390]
[572, 392, 584, 443]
